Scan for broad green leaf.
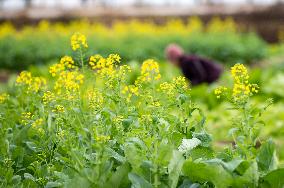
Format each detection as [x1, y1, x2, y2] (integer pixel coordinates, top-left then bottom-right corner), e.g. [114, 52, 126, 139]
[105, 148, 126, 163]
[45, 182, 62, 188]
[179, 179, 201, 188]
[168, 150, 184, 188]
[128, 173, 153, 188]
[257, 139, 278, 173]
[11, 175, 21, 185]
[25, 141, 37, 152]
[190, 147, 214, 160]
[105, 163, 131, 188]
[234, 161, 259, 187]
[221, 158, 244, 172]
[124, 142, 145, 169]
[182, 159, 233, 188]
[24, 173, 35, 181]
[192, 132, 212, 147]
[260, 168, 284, 188]
[157, 140, 174, 166]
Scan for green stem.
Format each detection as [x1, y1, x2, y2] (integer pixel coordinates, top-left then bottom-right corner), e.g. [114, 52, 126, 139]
[153, 142, 159, 188]
[79, 47, 84, 69]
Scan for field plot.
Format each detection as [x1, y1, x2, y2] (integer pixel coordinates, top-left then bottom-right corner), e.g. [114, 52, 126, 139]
[0, 18, 284, 187]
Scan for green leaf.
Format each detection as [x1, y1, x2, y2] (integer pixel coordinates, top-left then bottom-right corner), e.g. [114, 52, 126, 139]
[260, 168, 284, 188]
[257, 139, 278, 173]
[11, 175, 21, 185]
[45, 182, 62, 188]
[221, 158, 244, 173]
[192, 132, 212, 147]
[182, 159, 233, 188]
[157, 140, 174, 166]
[24, 173, 35, 181]
[128, 173, 153, 188]
[25, 141, 37, 152]
[124, 142, 145, 169]
[179, 179, 201, 188]
[105, 163, 131, 188]
[234, 161, 259, 187]
[190, 147, 214, 160]
[105, 148, 126, 163]
[168, 150, 184, 188]
[48, 113, 52, 132]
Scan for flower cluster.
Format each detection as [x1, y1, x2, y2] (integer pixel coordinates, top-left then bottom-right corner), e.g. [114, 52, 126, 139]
[42, 91, 55, 105]
[231, 64, 258, 101]
[52, 105, 65, 113]
[70, 33, 88, 51]
[60, 56, 76, 69]
[160, 82, 175, 97]
[96, 135, 110, 142]
[113, 115, 124, 124]
[54, 71, 84, 93]
[16, 71, 32, 85]
[50, 56, 77, 77]
[49, 63, 65, 77]
[16, 71, 46, 93]
[160, 76, 188, 97]
[214, 86, 228, 99]
[89, 55, 105, 70]
[89, 54, 121, 76]
[214, 64, 258, 102]
[0, 93, 9, 104]
[32, 118, 43, 128]
[139, 59, 161, 82]
[122, 85, 139, 101]
[87, 90, 104, 109]
[21, 112, 33, 125]
[173, 76, 188, 91]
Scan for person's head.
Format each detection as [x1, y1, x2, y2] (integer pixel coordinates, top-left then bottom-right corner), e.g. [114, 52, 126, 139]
[165, 44, 184, 66]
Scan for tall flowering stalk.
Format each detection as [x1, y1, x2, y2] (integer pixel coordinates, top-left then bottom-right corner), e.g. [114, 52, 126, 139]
[215, 64, 272, 159]
[71, 32, 88, 68]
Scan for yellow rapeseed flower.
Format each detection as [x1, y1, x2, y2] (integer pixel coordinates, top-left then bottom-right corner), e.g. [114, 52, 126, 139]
[16, 71, 46, 93]
[16, 71, 32, 85]
[0, 93, 9, 104]
[231, 64, 258, 101]
[214, 86, 228, 99]
[215, 64, 258, 101]
[173, 76, 188, 90]
[42, 91, 55, 105]
[21, 112, 33, 125]
[49, 63, 65, 77]
[32, 118, 43, 128]
[160, 82, 175, 97]
[122, 85, 139, 102]
[96, 135, 110, 142]
[139, 59, 161, 82]
[89, 54, 105, 70]
[70, 32, 88, 51]
[52, 105, 65, 113]
[87, 89, 104, 109]
[60, 56, 76, 69]
[54, 71, 84, 93]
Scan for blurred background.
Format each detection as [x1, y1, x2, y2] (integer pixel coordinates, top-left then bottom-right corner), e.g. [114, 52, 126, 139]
[1, 0, 284, 160]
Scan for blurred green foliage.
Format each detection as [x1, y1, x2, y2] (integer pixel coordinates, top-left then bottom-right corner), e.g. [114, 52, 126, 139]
[0, 18, 267, 70]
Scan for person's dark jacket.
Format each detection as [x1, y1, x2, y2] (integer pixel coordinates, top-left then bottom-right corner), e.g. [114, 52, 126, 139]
[178, 55, 223, 85]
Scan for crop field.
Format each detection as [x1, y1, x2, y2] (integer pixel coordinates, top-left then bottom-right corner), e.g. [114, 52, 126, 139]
[0, 18, 284, 187]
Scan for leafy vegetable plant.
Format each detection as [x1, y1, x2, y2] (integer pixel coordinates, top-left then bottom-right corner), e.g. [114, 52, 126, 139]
[0, 33, 282, 188]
